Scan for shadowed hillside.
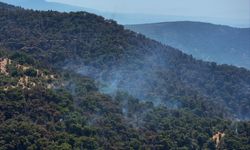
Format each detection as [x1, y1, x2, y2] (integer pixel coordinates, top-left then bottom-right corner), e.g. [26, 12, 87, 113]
[126, 21, 250, 69]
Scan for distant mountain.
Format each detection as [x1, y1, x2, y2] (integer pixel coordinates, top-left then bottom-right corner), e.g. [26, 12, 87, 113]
[1, 0, 249, 27]
[0, 0, 95, 12]
[126, 21, 250, 69]
[0, 0, 175, 24]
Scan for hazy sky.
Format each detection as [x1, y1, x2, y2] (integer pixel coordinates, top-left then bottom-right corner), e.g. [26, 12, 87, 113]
[47, 0, 250, 20]
[1, 0, 249, 26]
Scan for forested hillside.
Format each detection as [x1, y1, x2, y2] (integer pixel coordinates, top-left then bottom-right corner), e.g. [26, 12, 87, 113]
[126, 21, 250, 69]
[0, 2, 250, 149]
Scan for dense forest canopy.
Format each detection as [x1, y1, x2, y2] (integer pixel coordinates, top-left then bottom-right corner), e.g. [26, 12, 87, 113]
[0, 2, 250, 149]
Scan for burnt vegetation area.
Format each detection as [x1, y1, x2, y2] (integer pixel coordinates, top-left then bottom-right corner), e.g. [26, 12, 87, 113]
[0, 2, 250, 150]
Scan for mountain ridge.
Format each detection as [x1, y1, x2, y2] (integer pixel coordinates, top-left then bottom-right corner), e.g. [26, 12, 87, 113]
[126, 21, 250, 29]
[126, 21, 250, 69]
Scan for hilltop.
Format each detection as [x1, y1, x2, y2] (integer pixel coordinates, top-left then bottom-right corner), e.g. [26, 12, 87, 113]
[126, 21, 250, 69]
